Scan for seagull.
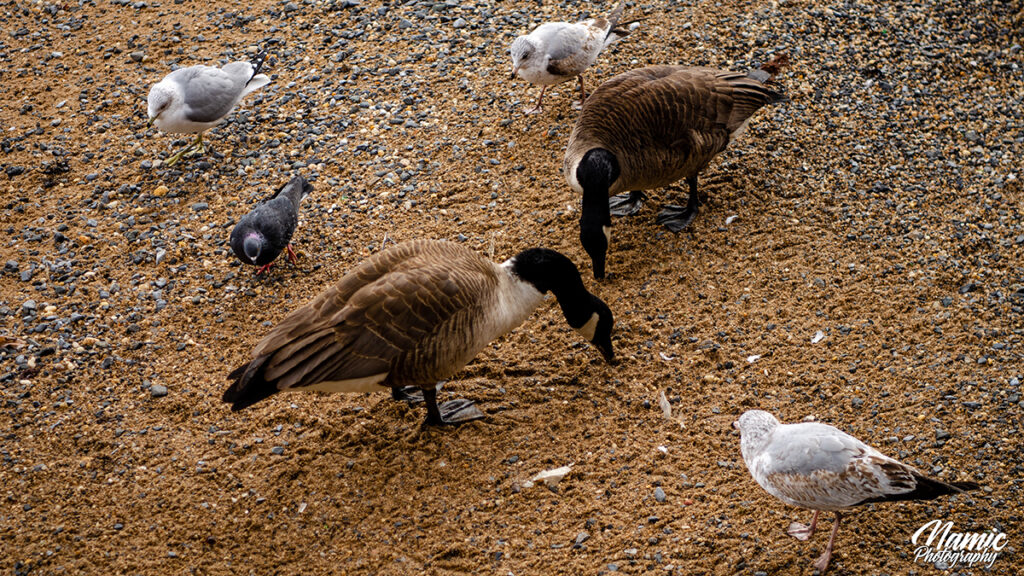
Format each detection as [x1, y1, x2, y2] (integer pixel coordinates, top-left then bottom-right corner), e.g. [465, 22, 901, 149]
[509, 4, 639, 113]
[735, 410, 979, 573]
[147, 52, 271, 166]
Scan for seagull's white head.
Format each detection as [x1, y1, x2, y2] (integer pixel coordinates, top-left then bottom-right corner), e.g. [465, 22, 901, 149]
[146, 81, 181, 130]
[510, 36, 540, 78]
[735, 410, 780, 456]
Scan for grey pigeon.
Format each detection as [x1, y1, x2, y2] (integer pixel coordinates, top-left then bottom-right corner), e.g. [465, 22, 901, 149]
[230, 176, 312, 274]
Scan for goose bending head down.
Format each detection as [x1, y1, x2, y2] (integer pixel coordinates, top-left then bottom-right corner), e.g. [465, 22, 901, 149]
[563, 64, 786, 279]
[223, 240, 615, 427]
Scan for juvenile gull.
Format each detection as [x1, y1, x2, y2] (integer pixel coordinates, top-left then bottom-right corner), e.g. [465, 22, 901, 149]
[735, 410, 979, 573]
[147, 52, 270, 166]
[229, 176, 312, 275]
[509, 4, 639, 113]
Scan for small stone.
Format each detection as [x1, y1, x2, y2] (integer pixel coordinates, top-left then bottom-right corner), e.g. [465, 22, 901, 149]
[130, 51, 144, 62]
[935, 429, 950, 440]
[150, 385, 168, 397]
[271, 446, 285, 455]
[654, 487, 666, 502]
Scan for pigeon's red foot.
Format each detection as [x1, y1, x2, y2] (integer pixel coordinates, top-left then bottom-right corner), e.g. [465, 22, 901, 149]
[286, 244, 298, 265]
[255, 263, 274, 275]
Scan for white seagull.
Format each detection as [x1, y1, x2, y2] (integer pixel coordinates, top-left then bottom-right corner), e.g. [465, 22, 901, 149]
[147, 52, 271, 166]
[735, 410, 979, 573]
[509, 4, 639, 113]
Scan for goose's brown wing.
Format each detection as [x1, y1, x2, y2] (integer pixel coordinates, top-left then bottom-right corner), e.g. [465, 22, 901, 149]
[224, 240, 498, 408]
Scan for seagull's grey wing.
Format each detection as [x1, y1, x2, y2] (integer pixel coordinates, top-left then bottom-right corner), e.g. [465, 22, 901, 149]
[178, 66, 247, 124]
[757, 423, 917, 510]
[545, 24, 603, 77]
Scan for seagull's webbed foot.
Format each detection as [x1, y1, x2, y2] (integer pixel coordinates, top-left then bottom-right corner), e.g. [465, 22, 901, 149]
[609, 191, 647, 217]
[787, 522, 815, 541]
[788, 510, 819, 541]
[163, 135, 205, 167]
[524, 87, 547, 114]
[812, 549, 832, 573]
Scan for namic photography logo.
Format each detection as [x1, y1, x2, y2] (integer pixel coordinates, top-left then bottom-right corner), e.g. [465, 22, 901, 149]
[912, 519, 1008, 569]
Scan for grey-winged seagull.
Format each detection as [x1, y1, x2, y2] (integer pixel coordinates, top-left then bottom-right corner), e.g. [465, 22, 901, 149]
[735, 410, 979, 573]
[509, 4, 639, 113]
[147, 52, 270, 166]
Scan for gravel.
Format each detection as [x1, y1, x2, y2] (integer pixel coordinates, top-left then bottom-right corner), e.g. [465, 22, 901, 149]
[0, 0, 1020, 575]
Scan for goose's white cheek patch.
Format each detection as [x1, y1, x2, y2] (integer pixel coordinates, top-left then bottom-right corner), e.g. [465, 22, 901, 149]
[575, 312, 599, 341]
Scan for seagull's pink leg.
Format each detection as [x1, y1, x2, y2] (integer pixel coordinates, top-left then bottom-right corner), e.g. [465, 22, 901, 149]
[526, 86, 547, 114]
[578, 75, 588, 101]
[285, 244, 298, 265]
[811, 512, 841, 573]
[787, 510, 819, 541]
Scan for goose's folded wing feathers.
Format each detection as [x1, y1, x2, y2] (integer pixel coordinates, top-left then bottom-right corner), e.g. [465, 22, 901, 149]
[252, 242, 496, 390]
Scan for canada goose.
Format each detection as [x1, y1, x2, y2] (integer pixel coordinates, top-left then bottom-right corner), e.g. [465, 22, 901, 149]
[510, 4, 639, 113]
[147, 52, 270, 166]
[735, 410, 980, 573]
[229, 176, 312, 275]
[223, 240, 615, 426]
[563, 64, 785, 278]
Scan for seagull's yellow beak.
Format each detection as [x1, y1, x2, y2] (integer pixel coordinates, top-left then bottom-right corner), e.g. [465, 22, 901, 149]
[147, 115, 155, 128]
[511, 65, 520, 80]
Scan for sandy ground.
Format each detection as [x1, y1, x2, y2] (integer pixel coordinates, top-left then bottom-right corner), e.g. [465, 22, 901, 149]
[1, 0, 1021, 574]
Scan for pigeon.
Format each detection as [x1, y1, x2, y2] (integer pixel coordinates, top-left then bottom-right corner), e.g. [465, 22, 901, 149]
[509, 4, 639, 113]
[229, 176, 312, 275]
[147, 52, 271, 166]
[735, 410, 979, 573]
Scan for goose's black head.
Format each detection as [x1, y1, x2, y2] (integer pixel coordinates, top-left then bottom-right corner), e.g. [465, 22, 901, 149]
[577, 148, 619, 280]
[511, 247, 616, 363]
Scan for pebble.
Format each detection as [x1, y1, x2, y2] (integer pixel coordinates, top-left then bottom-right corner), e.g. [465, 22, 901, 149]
[150, 385, 168, 398]
[654, 487, 666, 502]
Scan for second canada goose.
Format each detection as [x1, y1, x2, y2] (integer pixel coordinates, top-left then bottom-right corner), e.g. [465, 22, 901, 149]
[563, 64, 786, 279]
[223, 240, 615, 426]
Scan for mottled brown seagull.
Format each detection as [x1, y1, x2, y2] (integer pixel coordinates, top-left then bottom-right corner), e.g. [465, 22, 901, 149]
[735, 410, 979, 573]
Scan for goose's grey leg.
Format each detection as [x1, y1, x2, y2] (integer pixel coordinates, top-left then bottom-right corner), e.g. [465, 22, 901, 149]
[655, 175, 700, 232]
